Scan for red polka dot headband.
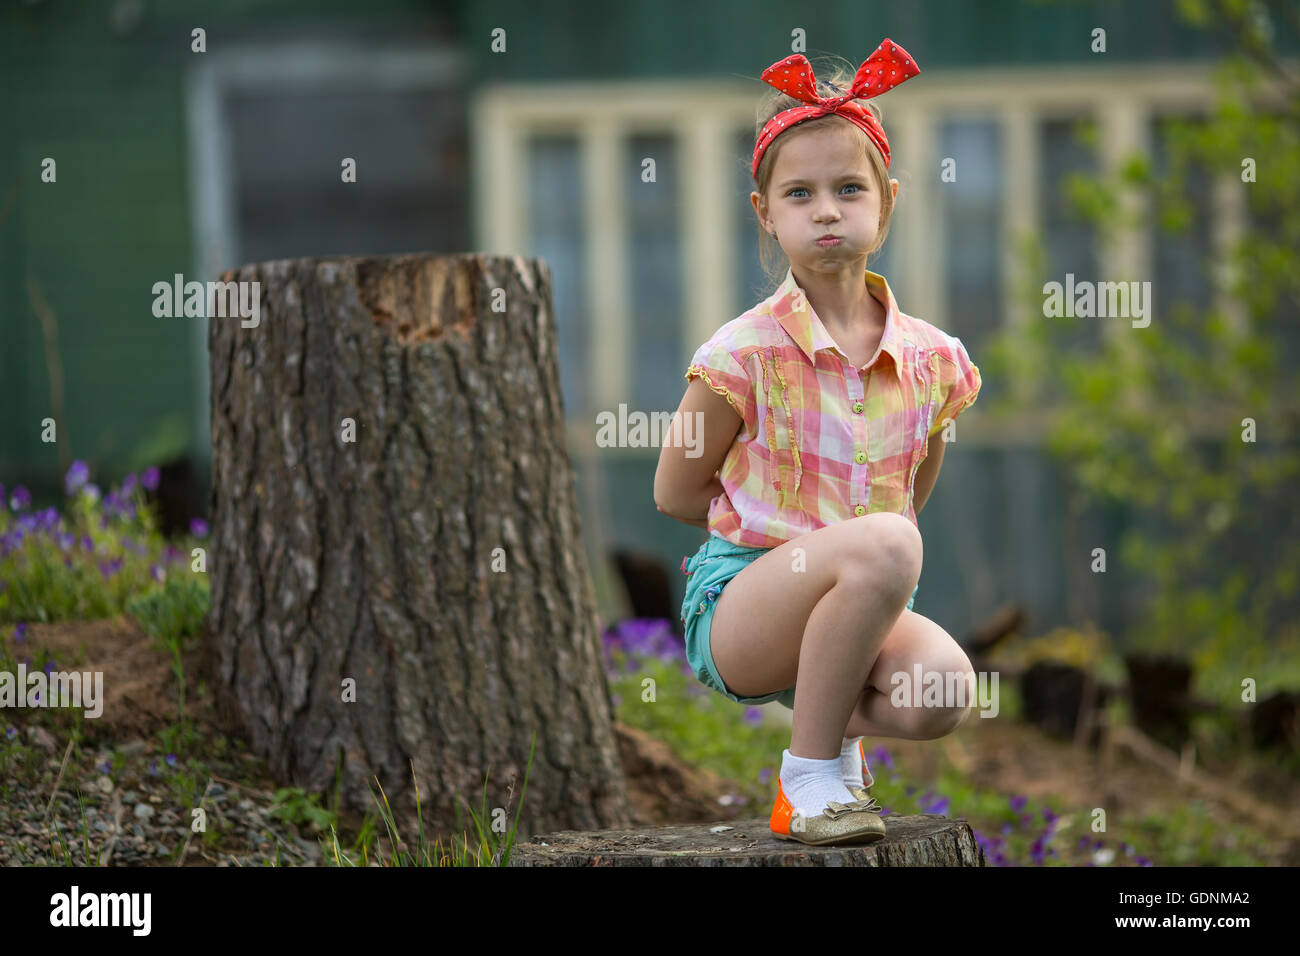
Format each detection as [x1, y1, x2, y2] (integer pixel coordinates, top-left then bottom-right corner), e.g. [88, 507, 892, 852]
[752, 39, 921, 180]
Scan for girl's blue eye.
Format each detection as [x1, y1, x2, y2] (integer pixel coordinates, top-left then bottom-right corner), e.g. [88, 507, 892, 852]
[787, 184, 863, 197]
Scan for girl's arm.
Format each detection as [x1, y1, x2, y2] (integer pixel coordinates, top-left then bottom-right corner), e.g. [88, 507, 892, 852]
[654, 378, 741, 524]
[912, 432, 947, 514]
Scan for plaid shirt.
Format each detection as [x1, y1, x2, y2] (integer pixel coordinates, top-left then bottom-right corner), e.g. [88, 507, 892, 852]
[683, 267, 981, 548]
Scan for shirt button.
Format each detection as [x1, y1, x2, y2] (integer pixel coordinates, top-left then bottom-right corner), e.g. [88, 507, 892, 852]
[854, 450, 867, 464]
[854, 504, 866, 516]
[852, 401, 864, 414]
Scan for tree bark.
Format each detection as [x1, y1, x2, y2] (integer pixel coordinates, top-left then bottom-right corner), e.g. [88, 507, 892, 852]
[205, 253, 631, 838]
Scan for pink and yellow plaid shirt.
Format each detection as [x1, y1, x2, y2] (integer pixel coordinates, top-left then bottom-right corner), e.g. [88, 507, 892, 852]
[684, 266, 981, 549]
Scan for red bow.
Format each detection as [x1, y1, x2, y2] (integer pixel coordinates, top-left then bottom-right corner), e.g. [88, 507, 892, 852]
[752, 39, 920, 178]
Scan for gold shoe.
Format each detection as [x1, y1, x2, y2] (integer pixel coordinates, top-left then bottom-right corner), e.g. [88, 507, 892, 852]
[770, 779, 887, 846]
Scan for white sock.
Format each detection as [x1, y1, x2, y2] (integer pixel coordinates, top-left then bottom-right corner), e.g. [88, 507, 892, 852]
[840, 736, 866, 789]
[779, 749, 859, 818]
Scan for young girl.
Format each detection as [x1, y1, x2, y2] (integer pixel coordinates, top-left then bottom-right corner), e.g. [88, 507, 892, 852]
[653, 40, 982, 846]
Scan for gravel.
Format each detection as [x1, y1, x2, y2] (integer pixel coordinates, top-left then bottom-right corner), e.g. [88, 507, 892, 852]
[0, 734, 330, 867]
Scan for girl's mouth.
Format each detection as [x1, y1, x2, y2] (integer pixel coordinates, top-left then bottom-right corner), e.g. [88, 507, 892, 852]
[817, 237, 842, 247]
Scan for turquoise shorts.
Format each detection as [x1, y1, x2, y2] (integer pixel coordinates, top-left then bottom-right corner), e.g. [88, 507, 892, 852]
[679, 533, 917, 710]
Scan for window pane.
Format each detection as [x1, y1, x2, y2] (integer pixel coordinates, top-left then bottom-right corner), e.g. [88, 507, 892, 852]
[1242, 116, 1298, 371]
[1040, 117, 1101, 354]
[1149, 113, 1213, 362]
[939, 119, 1000, 387]
[527, 135, 588, 416]
[626, 133, 684, 415]
[229, 88, 468, 263]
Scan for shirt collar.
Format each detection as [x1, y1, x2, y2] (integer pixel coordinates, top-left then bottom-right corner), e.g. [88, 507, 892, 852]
[769, 266, 905, 380]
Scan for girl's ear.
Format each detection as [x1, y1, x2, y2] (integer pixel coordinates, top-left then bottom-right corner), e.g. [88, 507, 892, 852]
[890, 178, 899, 202]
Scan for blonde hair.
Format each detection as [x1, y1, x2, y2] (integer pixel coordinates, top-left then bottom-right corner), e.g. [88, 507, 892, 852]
[752, 55, 896, 290]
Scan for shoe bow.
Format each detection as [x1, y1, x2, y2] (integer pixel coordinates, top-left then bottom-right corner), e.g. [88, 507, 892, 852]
[822, 796, 882, 819]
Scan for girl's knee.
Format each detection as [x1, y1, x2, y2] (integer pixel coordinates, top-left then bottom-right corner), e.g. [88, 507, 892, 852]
[924, 664, 978, 736]
[839, 513, 923, 595]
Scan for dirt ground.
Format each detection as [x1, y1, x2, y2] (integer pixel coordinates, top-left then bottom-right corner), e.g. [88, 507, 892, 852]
[6, 617, 1300, 865]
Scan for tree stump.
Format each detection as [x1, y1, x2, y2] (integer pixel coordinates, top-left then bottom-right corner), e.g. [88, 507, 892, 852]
[509, 814, 984, 866]
[206, 253, 631, 837]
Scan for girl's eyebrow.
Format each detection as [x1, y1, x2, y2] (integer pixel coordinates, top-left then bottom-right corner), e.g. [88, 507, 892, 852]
[776, 174, 868, 188]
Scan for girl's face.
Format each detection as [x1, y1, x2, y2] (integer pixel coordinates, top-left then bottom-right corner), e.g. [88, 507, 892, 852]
[752, 121, 898, 276]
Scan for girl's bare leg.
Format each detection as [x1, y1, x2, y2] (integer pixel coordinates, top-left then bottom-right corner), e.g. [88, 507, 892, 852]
[842, 608, 977, 740]
[707, 512, 923, 759]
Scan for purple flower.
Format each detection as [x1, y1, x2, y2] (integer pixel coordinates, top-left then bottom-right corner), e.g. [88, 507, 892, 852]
[14, 622, 27, 644]
[98, 761, 111, 774]
[81, 535, 94, 552]
[141, 466, 160, 491]
[151, 564, 165, 583]
[1009, 794, 1027, 811]
[758, 767, 773, 784]
[148, 759, 159, 775]
[43, 660, 54, 676]
[1042, 807, 1059, 825]
[743, 706, 764, 727]
[1136, 856, 1152, 866]
[121, 473, 138, 496]
[190, 517, 209, 538]
[869, 745, 895, 771]
[65, 460, 90, 495]
[82, 483, 100, 503]
[9, 486, 31, 512]
[1002, 823, 1014, 835]
[57, 531, 75, 551]
[4, 727, 15, 740]
[165, 753, 177, 767]
[98, 557, 125, 579]
[923, 794, 951, 816]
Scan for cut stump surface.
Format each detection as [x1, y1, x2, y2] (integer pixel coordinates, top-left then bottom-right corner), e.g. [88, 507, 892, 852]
[511, 813, 984, 866]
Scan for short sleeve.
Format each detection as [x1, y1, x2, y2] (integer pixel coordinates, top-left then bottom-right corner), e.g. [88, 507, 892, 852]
[685, 338, 757, 438]
[928, 337, 982, 438]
